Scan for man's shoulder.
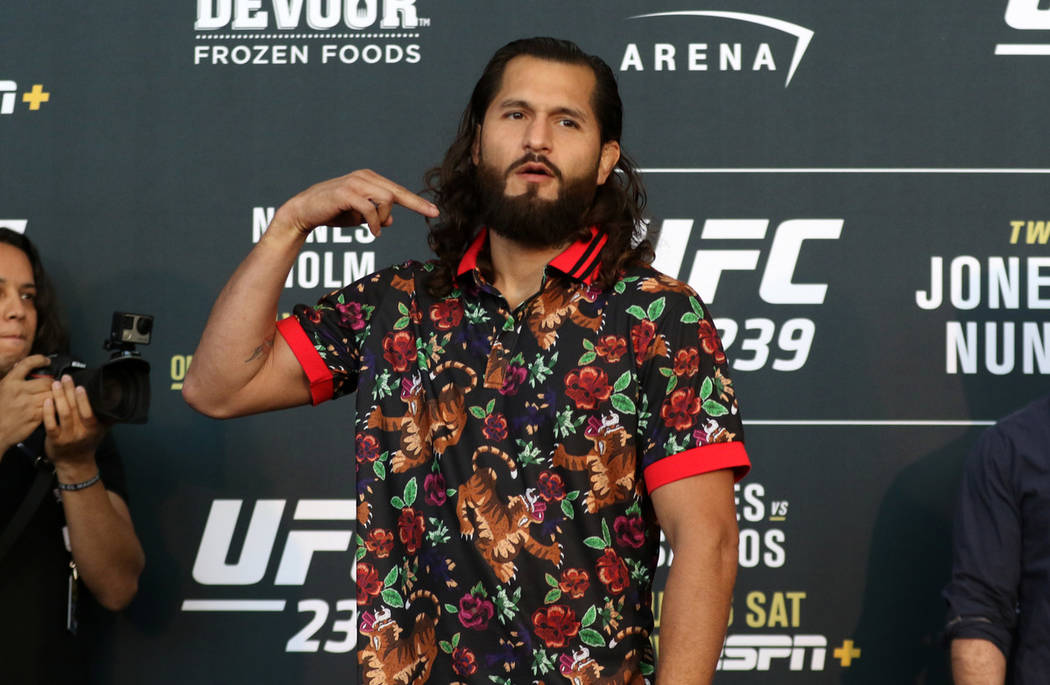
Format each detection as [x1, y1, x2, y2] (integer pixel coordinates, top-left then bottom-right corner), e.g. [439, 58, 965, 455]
[989, 394, 1050, 445]
[607, 265, 704, 310]
[339, 259, 435, 299]
[972, 394, 1050, 471]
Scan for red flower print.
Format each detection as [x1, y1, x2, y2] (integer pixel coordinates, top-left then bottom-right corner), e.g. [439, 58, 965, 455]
[424, 473, 447, 506]
[458, 592, 495, 630]
[661, 388, 702, 432]
[558, 568, 590, 599]
[451, 647, 479, 676]
[672, 347, 700, 377]
[382, 330, 416, 372]
[596, 548, 630, 595]
[429, 300, 464, 331]
[564, 366, 612, 410]
[306, 308, 322, 324]
[595, 335, 628, 363]
[630, 320, 657, 359]
[499, 365, 528, 396]
[532, 605, 580, 648]
[613, 515, 646, 549]
[537, 471, 566, 502]
[355, 433, 381, 464]
[364, 528, 394, 558]
[335, 301, 366, 330]
[356, 562, 382, 605]
[698, 320, 727, 366]
[397, 507, 425, 554]
[482, 413, 508, 441]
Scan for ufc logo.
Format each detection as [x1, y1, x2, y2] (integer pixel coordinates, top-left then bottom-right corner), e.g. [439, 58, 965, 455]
[652, 219, 843, 304]
[192, 499, 355, 586]
[1006, 0, 1050, 30]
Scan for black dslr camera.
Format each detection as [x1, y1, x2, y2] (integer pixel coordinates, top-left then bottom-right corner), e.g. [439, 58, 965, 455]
[32, 312, 153, 424]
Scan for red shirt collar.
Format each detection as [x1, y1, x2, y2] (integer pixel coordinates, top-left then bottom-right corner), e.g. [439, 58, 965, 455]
[456, 226, 607, 286]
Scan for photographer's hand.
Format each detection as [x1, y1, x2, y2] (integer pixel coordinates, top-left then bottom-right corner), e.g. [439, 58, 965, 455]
[43, 373, 144, 610]
[0, 354, 54, 456]
[43, 374, 105, 479]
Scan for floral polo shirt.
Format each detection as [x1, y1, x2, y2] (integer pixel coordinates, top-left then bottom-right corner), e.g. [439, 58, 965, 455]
[277, 226, 750, 685]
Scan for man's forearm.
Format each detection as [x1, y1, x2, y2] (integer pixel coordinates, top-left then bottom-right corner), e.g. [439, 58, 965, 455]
[182, 217, 305, 416]
[952, 638, 1007, 685]
[655, 533, 737, 684]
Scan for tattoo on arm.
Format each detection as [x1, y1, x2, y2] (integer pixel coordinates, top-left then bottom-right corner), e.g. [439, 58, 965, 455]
[244, 335, 275, 364]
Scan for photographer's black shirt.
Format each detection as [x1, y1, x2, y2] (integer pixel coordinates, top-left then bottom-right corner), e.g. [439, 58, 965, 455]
[0, 427, 127, 684]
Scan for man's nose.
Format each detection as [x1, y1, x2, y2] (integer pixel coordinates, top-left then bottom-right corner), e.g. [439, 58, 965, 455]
[523, 118, 552, 153]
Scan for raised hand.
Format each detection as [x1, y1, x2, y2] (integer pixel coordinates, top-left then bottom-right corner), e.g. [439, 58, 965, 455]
[274, 169, 439, 239]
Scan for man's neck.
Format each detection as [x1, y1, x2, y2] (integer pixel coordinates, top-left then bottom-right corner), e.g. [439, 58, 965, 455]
[488, 230, 567, 310]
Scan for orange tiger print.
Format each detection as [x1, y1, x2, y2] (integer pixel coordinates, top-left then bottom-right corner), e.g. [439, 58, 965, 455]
[358, 590, 441, 685]
[552, 413, 638, 514]
[366, 361, 478, 473]
[456, 447, 562, 582]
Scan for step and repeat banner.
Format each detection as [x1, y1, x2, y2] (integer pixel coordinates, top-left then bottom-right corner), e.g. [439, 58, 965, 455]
[3, 1, 1049, 682]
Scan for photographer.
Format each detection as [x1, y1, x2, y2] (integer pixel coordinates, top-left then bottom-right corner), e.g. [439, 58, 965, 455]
[0, 229, 144, 683]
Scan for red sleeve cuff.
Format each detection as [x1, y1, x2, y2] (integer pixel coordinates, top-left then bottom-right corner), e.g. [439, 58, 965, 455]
[644, 441, 750, 494]
[276, 316, 333, 405]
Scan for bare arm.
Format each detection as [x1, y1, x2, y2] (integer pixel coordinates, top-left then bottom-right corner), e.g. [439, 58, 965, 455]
[182, 169, 438, 418]
[651, 468, 738, 684]
[44, 376, 144, 610]
[951, 638, 1007, 685]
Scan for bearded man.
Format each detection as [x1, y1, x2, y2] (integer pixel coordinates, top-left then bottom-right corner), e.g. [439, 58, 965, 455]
[184, 37, 749, 684]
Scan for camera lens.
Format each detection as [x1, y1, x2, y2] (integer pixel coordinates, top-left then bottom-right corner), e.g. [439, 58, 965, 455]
[136, 317, 153, 335]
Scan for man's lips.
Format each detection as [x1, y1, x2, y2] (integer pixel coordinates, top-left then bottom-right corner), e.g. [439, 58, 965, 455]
[514, 163, 556, 181]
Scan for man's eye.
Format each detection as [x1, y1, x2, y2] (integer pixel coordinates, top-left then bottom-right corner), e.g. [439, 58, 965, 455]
[558, 119, 579, 128]
[21, 292, 36, 302]
[506, 111, 525, 120]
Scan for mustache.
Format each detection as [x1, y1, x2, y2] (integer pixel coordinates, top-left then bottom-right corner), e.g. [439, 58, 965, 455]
[505, 153, 563, 181]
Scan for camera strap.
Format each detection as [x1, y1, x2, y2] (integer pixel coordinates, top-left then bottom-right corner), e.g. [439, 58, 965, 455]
[0, 461, 52, 564]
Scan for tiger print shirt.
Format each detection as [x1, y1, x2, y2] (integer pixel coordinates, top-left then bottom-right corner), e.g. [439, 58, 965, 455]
[278, 227, 750, 684]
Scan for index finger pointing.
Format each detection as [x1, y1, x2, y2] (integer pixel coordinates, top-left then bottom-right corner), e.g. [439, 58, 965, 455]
[378, 180, 439, 218]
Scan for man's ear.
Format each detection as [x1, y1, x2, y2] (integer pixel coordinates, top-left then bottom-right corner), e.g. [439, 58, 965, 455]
[596, 140, 621, 185]
[471, 125, 481, 165]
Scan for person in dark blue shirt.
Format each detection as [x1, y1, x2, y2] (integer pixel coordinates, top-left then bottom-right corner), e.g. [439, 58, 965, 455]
[943, 395, 1050, 685]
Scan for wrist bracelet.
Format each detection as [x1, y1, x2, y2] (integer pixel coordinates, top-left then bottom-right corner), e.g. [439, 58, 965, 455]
[57, 472, 101, 491]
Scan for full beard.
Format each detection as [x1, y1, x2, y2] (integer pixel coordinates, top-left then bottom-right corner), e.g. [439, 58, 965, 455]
[476, 155, 597, 249]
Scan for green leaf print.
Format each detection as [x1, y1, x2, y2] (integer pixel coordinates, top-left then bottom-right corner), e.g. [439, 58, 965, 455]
[403, 477, 417, 507]
[625, 305, 647, 321]
[579, 629, 606, 648]
[380, 589, 404, 608]
[700, 376, 713, 401]
[646, 297, 666, 321]
[584, 536, 607, 550]
[703, 399, 729, 417]
[610, 393, 636, 415]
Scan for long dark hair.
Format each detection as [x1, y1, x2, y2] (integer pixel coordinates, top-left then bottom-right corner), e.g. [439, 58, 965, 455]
[424, 37, 653, 296]
[0, 229, 68, 355]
